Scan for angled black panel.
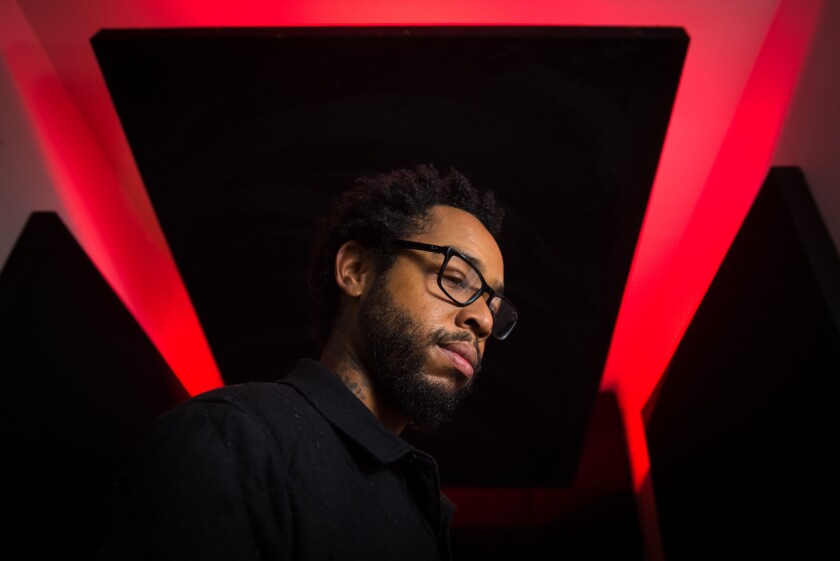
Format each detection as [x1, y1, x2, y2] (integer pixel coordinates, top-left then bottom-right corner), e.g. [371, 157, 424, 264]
[91, 26, 687, 486]
[645, 167, 840, 559]
[0, 212, 188, 554]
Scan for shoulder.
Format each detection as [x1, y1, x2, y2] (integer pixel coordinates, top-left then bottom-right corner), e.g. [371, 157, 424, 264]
[158, 359, 341, 436]
[131, 359, 350, 459]
[118, 379, 321, 479]
[163, 380, 312, 435]
[193, 380, 300, 411]
[188, 359, 340, 426]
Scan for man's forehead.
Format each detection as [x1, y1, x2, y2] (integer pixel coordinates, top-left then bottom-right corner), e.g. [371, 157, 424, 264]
[424, 205, 505, 289]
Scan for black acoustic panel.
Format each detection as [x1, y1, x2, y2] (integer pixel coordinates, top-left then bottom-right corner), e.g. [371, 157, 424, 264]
[645, 167, 840, 559]
[0, 212, 188, 554]
[91, 26, 687, 486]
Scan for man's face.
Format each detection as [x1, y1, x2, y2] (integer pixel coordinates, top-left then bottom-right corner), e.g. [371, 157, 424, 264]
[357, 205, 505, 431]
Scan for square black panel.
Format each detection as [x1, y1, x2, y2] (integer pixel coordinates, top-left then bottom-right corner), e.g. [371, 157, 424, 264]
[91, 26, 687, 486]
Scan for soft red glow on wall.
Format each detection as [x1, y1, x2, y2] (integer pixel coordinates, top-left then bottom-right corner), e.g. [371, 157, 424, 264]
[601, 0, 822, 484]
[4, 28, 223, 396]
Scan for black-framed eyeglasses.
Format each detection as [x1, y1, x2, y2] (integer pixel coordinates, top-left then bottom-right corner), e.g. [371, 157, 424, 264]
[391, 239, 518, 340]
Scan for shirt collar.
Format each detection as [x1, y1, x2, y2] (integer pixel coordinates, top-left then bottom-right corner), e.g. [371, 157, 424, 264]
[279, 358, 416, 465]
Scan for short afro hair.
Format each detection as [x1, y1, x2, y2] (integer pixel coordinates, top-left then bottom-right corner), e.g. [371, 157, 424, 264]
[307, 163, 504, 349]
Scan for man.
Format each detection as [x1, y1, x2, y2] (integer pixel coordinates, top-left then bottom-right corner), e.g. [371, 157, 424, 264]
[86, 164, 518, 560]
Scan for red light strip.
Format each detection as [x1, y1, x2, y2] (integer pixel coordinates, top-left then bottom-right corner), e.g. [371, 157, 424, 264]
[602, 1, 823, 558]
[4, 28, 224, 396]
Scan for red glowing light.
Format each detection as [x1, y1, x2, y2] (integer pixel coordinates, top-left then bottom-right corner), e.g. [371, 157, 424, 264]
[4, 32, 223, 396]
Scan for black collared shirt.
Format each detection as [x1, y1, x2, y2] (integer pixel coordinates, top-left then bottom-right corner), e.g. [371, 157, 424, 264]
[87, 359, 455, 560]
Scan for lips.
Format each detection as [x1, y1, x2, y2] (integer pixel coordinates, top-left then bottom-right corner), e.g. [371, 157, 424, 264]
[438, 341, 479, 379]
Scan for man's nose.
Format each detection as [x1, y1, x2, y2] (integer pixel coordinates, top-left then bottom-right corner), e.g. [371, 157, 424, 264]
[456, 297, 493, 341]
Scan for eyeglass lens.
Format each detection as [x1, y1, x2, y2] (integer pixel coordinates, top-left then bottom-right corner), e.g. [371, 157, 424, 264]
[440, 253, 518, 339]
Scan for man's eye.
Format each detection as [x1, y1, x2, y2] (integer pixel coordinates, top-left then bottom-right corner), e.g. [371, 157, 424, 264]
[442, 274, 467, 288]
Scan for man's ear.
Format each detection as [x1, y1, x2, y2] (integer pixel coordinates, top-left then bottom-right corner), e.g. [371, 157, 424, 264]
[334, 241, 373, 298]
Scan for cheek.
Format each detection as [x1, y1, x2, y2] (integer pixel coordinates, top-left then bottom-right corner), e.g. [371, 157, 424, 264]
[390, 279, 451, 328]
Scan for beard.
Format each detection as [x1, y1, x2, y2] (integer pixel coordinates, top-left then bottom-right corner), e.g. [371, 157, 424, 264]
[357, 275, 479, 432]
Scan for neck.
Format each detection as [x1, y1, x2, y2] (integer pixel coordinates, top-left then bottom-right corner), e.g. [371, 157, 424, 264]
[319, 334, 408, 435]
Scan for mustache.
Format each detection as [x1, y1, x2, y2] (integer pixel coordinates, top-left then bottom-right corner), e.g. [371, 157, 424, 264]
[432, 329, 482, 374]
